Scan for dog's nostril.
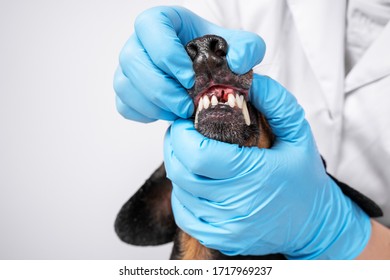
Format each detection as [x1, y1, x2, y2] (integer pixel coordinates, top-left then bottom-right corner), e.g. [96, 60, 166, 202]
[209, 37, 227, 58]
[185, 35, 228, 62]
[214, 49, 226, 57]
[186, 41, 198, 61]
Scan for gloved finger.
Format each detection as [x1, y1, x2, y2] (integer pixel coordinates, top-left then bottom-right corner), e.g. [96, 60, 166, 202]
[165, 141, 294, 214]
[135, 6, 265, 83]
[172, 179, 265, 223]
[119, 35, 194, 119]
[250, 74, 312, 143]
[172, 183, 280, 224]
[165, 127, 276, 201]
[222, 30, 266, 75]
[167, 119, 267, 179]
[114, 67, 178, 120]
[134, 6, 196, 89]
[164, 125, 234, 201]
[115, 96, 156, 123]
[171, 189, 232, 251]
[172, 186, 230, 223]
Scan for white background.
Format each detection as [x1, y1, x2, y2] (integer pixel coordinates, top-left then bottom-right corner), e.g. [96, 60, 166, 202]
[0, 0, 185, 259]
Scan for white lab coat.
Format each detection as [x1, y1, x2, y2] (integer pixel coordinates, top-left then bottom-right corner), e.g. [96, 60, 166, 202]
[183, 0, 390, 226]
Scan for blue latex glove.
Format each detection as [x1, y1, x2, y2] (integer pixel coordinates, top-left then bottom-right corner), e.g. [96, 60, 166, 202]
[113, 6, 265, 122]
[164, 74, 371, 259]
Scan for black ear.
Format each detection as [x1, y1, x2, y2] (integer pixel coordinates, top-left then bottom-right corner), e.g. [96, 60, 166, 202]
[115, 163, 177, 245]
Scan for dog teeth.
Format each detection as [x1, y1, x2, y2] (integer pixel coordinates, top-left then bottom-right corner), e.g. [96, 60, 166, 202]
[194, 99, 201, 129]
[194, 108, 199, 129]
[203, 95, 210, 109]
[211, 95, 218, 107]
[195, 98, 204, 129]
[198, 97, 204, 112]
[236, 94, 243, 109]
[242, 100, 251, 126]
[196, 87, 252, 127]
[197, 93, 250, 126]
[228, 94, 235, 108]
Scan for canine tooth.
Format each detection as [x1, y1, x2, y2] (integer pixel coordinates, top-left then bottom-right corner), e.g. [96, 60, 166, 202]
[203, 96, 210, 109]
[228, 94, 235, 108]
[211, 95, 218, 106]
[198, 97, 204, 112]
[194, 108, 199, 129]
[242, 100, 251, 126]
[236, 94, 243, 109]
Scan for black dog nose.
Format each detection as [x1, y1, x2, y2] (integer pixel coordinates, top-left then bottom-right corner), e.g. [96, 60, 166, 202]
[185, 35, 228, 74]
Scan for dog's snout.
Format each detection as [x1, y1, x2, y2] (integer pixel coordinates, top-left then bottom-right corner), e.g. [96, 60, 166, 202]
[185, 35, 228, 74]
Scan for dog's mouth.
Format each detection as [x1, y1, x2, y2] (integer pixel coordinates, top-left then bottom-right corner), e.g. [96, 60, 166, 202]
[194, 85, 251, 128]
[185, 35, 260, 146]
[191, 83, 259, 146]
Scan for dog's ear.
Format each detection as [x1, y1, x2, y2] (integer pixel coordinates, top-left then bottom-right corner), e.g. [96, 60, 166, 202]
[115, 163, 176, 245]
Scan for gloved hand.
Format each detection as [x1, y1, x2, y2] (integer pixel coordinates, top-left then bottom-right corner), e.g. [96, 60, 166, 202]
[113, 6, 265, 122]
[164, 74, 371, 259]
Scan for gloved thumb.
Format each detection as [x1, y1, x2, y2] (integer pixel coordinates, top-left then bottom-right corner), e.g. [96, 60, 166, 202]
[250, 74, 310, 143]
[221, 31, 266, 75]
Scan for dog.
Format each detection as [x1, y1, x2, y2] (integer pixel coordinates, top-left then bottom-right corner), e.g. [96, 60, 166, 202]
[114, 35, 382, 260]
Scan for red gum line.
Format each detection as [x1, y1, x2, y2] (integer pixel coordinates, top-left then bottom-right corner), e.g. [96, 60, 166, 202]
[194, 85, 249, 108]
